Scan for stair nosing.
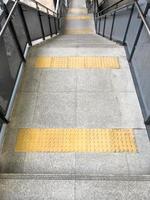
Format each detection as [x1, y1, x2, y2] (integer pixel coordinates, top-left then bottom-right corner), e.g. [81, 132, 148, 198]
[0, 173, 150, 181]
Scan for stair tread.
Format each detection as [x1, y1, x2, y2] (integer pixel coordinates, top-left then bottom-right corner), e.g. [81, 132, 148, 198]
[0, 175, 149, 200]
[0, 173, 150, 181]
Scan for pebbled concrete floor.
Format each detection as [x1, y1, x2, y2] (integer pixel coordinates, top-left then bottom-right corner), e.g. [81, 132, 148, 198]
[0, 179, 150, 200]
[0, 1, 150, 199]
[0, 0, 149, 175]
[0, 0, 150, 199]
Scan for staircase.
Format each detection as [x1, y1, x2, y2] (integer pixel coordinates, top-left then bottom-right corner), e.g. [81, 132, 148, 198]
[0, 0, 150, 199]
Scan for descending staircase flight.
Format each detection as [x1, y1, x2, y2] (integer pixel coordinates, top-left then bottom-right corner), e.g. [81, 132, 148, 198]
[0, 0, 150, 199]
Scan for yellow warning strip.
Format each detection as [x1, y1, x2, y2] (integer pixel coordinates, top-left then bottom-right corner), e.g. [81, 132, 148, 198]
[68, 8, 87, 14]
[33, 56, 120, 69]
[65, 16, 92, 20]
[65, 28, 93, 34]
[15, 129, 137, 153]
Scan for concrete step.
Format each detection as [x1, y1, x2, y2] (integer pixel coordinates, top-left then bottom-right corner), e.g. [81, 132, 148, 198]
[53, 36, 113, 42]
[39, 44, 119, 48]
[36, 42, 119, 48]
[48, 37, 116, 45]
[0, 174, 150, 199]
[64, 20, 94, 29]
[67, 8, 88, 15]
[30, 46, 124, 57]
[33, 35, 119, 48]
[32, 37, 118, 49]
[43, 34, 117, 44]
[54, 34, 116, 42]
[0, 173, 150, 181]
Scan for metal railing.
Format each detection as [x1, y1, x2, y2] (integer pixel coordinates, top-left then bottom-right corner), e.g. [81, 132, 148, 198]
[0, 0, 66, 126]
[96, 0, 128, 15]
[25, 0, 57, 15]
[94, 0, 150, 61]
[94, 0, 150, 124]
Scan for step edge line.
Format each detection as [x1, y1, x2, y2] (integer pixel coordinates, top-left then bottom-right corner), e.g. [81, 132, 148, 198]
[0, 174, 150, 181]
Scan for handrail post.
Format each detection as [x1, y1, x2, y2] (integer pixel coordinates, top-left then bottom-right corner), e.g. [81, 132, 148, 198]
[129, 3, 149, 62]
[93, 0, 97, 20]
[57, 12, 60, 31]
[53, 16, 58, 35]
[103, 15, 106, 37]
[18, 3, 32, 46]
[123, 4, 134, 45]
[110, 11, 116, 40]
[4, 3, 25, 62]
[94, 0, 98, 30]
[98, 17, 101, 35]
[0, 107, 9, 124]
[47, 9, 52, 37]
[96, 0, 99, 9]
[95, 19, 98, 34]
[36, 2, 45, 40]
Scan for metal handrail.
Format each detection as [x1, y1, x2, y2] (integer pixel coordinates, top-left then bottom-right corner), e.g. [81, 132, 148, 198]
[19, 0, 57, 16]
[0, 0, 18, 37]
[94, 0, 150, 124]
[0, 0, 66, 125]
[96, 2, 133, 19]
[56, 0, 60, 13]
[0, 0, 59, 37]
[94, 0, 150, 60]
[97, 0, 126, 15]
[99, 0, 105, 7]
[95, 0, 150, 37]
[135, 0, 150, 36]
[28, 0, 56, 15]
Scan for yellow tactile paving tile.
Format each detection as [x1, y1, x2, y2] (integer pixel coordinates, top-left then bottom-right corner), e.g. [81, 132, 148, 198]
[34, 57, 50, 68]
[65, 16, 92, 20]
[64, 28, 93, 34]
[51, 56, 68, 68]
[15, 129, 137, 153]
[68, 8, 87, 14]
[33, 56, 120, 69]
[68, 56, 85, 68]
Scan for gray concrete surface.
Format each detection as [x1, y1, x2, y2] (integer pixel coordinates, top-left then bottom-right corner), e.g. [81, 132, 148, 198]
[0, 0, 148, 175]
[0, 179, 150, 200]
